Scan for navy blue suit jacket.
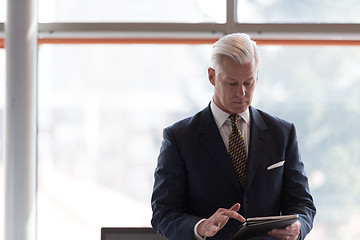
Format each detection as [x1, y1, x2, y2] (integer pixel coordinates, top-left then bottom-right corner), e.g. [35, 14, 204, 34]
[151, 105, 316, 240]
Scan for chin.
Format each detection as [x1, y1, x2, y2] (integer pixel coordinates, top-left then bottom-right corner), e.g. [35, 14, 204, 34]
[232, 105, 248, 113]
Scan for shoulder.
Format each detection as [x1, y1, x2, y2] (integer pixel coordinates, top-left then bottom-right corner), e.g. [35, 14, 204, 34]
[166, 105, 212, 134]
[250, 107, 297, 143]
[251, 106, 294, 130]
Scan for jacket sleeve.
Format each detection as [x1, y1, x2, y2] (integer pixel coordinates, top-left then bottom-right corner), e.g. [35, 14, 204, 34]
[281, 124, 316, 240]
[151, 127, 201, 240]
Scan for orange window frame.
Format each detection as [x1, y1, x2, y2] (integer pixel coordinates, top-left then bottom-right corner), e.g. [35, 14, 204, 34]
[1, 38, 360, 48]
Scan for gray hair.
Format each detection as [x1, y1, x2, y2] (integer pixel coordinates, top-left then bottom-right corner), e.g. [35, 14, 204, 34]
[211, 33, 262, 71]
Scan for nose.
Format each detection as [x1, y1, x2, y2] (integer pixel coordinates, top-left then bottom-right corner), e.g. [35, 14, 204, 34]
[236, 85, 246, 97]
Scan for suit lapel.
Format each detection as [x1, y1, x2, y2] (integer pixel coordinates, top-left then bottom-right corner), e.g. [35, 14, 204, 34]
[245, 107, 270, 191]
[198, 105, 243, 192]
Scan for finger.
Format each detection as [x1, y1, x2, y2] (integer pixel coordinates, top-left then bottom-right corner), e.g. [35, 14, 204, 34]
[230, 203, 241, 211]
[198, 205, 246, 237]
[268, 228, 298, 240]
[270, 220, 300, 233]
[287, 220, 301, 230]
[269, 228, 286, 235]
[268, 230, 288, 240]
[268, 228, 287, 238]
[221, 209, 245, 222]
[285, 221, 301, 236]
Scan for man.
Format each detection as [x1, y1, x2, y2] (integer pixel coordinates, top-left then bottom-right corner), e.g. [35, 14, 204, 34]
[151, 33, 316, 240]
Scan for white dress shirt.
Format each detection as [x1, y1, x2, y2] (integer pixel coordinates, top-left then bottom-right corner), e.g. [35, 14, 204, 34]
[210, 101, 250, 154]
[194, 101, 251, 240]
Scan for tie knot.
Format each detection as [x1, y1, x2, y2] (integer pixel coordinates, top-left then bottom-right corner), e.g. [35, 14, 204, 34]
[229, 114, 239, 129]
[229, 114, 238, 124]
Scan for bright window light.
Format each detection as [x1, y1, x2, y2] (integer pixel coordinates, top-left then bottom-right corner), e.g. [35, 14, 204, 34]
[37, 44, 360, 240]
[38, 0, 226, 23]
[237, 0, 360, 23]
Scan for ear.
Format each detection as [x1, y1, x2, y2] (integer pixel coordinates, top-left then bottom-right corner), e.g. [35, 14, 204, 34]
[208, 67, 216, 86]
[255, 70, 259, 83]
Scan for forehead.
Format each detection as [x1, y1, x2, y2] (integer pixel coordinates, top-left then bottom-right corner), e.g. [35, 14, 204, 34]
[219, 59, 256, 79]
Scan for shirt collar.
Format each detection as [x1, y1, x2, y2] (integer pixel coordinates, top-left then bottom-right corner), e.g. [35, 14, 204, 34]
[210, 100, 250, 128]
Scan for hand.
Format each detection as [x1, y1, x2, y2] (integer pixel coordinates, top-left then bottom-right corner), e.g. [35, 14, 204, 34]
[268, 220, 301, 240]
[196, 203, 245, 238]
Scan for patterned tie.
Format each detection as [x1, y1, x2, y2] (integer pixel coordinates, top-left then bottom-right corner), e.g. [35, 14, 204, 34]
[229, 114, 247, 189]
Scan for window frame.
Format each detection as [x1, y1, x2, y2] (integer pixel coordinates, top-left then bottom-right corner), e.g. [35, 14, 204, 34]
[1, 0, 360, 240]
[1, 0, 360, 47]
[37, 22, 360, 45]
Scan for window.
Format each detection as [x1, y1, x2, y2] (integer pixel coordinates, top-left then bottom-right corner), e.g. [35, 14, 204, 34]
[36, 43, 360, 240]
[254, 45, 360, 239]
[37, 44, 212, 240]
[2, 1, 360, 240]
[237, 0, 360, 23]
[38, 0, 226, 23]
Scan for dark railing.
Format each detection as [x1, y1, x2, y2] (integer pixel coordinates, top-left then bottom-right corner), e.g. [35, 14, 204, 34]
[101, 227, 166, 240]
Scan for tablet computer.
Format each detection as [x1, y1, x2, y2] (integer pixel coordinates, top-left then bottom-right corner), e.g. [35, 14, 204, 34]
[230, 214, 299, 240]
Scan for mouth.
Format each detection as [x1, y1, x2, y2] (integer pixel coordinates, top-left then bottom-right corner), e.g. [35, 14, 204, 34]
[234, 100, 246, 104]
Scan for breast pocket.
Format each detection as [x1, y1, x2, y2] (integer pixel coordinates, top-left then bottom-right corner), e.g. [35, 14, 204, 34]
[265, 161, 285, 190]
[267, 160, 285, 170]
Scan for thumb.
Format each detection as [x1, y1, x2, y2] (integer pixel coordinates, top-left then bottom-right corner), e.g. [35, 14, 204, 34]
[230, 203, 241, 212]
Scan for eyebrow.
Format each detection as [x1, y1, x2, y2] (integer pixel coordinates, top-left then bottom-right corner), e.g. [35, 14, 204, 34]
[228, 76, 254, 81]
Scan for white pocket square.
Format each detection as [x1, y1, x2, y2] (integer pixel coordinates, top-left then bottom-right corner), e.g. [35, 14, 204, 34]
[267, 161, 285, 170]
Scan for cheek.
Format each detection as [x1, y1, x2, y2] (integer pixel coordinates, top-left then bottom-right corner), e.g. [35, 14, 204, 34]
[221, 85, 234, 95]
[217, 85, 228, 96]
[246, 87, 255, 97]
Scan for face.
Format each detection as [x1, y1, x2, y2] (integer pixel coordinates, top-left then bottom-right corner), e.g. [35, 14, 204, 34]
[208, 57, 258, 114]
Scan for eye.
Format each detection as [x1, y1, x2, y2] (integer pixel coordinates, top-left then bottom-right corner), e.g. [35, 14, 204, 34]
[227, 82, 237, 86]
[244, 80, 253, 87]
